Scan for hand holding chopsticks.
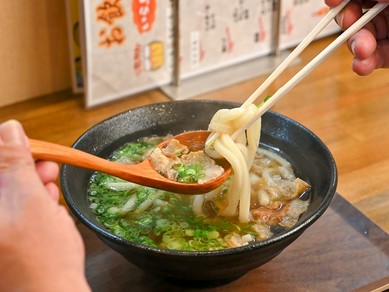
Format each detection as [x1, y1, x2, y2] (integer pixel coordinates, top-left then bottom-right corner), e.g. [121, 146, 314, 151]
[231, 1, 389, 140]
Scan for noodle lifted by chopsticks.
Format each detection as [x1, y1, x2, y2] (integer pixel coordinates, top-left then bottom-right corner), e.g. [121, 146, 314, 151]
[205, 104, 261, 223]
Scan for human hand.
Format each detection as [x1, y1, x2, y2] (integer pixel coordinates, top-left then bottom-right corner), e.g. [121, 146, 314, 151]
[0, 120, 90, 291]
[325, 0, 389, 75]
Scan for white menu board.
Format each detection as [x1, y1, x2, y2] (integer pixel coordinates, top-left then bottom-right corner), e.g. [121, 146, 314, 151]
[279, 0, 340, 50]
[179, 0, 277, 80]
[82, 0, 174, 107]
[72, 0, 341, 105]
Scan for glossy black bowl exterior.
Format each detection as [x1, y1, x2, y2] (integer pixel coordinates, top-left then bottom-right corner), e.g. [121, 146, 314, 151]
[61, 100, 337, 281]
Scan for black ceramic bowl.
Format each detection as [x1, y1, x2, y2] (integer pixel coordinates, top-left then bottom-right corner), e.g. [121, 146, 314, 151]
[61, 100, 337, 282]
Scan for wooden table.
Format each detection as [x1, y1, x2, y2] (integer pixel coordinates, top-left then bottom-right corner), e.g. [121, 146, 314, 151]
[1, 35, 389, 290]
[82, 194, 389, 291]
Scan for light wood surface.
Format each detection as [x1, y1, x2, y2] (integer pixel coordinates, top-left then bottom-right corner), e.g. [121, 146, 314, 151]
[1, 35, 388, 234]
[0, 0, 71, 107]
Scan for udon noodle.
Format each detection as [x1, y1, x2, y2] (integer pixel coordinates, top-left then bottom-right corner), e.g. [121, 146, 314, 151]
[205, 104, 261, 223]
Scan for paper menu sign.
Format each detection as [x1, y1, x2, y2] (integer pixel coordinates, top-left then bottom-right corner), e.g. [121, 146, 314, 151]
[279, 0, 340, 50]
[178, 0, 277, 80]
[69, 0, 341, 105]
[82, 0, 174, 107]
[66, 0, 84, 93]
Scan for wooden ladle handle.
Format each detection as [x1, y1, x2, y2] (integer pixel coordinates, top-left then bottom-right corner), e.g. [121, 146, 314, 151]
[29, 139, 171, 188]
[29, 139, 117, 172]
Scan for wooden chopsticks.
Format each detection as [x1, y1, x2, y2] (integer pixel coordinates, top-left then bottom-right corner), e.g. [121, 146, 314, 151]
[241, 0, 351, 108]
[232, 1, 388, 140]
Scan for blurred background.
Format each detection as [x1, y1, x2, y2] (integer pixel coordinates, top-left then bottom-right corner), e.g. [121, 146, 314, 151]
[0, 0, 70, 107]
[1, 0, 339, 108]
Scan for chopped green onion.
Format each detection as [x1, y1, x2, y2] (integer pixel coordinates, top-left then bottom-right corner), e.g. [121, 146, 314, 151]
[173, 163, 205, 183]
[258, 95, 272, 107]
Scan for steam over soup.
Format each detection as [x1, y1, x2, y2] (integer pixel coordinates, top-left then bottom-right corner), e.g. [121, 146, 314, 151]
[88, 135, 311, 251]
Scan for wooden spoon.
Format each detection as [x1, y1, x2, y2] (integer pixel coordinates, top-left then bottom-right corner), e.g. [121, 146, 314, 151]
[29, 130, 231, 195]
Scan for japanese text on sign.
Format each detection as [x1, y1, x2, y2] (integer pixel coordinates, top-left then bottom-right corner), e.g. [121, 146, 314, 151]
[96, 0, 126, 47]
[132, 0, 157, 34]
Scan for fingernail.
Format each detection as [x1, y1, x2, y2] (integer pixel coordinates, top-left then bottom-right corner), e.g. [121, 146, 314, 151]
[350, 40, 357, 56]
[336, 12, 344, 28]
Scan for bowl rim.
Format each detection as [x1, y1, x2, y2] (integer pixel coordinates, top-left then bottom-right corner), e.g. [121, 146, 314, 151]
[61, 100, 338, 257]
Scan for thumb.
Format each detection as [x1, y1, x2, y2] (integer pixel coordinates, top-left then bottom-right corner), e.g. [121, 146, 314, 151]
[0, 120, 44, 200]
[0, 120, 60, 204]
[0, 120, 35, 174]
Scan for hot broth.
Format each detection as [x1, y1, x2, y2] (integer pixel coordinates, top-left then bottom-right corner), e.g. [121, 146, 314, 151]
[88, 135, 310, 251]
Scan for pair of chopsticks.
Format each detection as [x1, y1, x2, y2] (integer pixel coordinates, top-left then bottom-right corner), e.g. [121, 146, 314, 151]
[226, 1, 388, 140]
